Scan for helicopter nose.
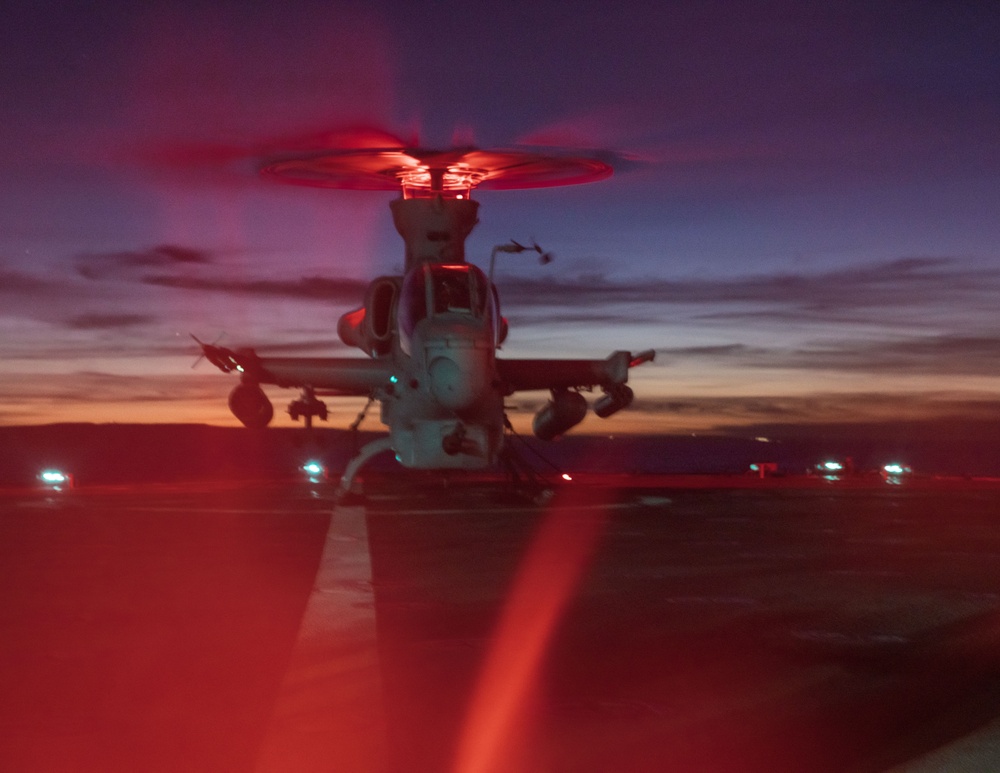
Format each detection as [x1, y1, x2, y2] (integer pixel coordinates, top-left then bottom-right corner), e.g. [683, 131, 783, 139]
[428, 354, 485, 411]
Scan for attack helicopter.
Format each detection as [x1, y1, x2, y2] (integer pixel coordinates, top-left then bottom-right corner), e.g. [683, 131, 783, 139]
[195, 137, 654, 496]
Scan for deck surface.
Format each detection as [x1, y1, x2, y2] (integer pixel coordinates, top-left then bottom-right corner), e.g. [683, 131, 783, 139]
[2, 479, 1000, 771]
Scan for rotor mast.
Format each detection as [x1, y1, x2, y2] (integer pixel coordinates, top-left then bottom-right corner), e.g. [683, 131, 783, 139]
[389, 160, 488, 270]
[390, 195, 479, 270]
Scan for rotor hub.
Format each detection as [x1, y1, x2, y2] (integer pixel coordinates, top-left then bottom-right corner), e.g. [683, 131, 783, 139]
[395, 164, 488, 199]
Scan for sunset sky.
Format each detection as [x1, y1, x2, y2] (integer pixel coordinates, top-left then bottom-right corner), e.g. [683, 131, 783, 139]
[2, 0, 999, 434]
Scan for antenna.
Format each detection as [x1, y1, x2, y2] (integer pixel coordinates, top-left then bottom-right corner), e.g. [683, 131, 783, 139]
[488, 240, 554, 284]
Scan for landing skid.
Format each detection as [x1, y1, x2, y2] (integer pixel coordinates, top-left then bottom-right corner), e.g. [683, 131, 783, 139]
[502, 422, 574, 504]
[498, 446, 555, 504]
[335, 436, 393, 505]
[333, 418, 568, 506]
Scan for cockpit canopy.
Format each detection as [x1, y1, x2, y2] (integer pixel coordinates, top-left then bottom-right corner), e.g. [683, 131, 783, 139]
[398, 263, 497, 353]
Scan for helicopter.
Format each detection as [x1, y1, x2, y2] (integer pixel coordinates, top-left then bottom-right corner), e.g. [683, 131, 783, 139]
[195, 138, 654, 497]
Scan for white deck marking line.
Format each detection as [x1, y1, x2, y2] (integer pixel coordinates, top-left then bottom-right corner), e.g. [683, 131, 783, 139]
[254, 505, 387, 773]
[885, 714, 1000, 772]
[120, 506, 334, 515]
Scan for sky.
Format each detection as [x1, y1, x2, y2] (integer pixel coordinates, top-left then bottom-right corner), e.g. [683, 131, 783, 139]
[1, 0, 999, 435]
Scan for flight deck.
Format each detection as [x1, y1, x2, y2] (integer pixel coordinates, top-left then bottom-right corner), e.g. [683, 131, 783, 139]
[3, 479, 1000, 772]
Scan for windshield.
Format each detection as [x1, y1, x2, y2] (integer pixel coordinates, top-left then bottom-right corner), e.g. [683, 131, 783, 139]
[397, 263, 493, 353]
[432, 265, 483, 314]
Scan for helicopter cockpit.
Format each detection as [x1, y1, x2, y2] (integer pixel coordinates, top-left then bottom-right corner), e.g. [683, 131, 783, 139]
[397, 263, 498, 354]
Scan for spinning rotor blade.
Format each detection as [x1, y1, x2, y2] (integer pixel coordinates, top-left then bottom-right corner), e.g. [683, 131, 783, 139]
[142, 123, 617, 193]
[259, 146, 613, 192]
[143, 125, 411, 172]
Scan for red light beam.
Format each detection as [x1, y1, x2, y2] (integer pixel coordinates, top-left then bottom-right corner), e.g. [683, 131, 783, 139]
[452, 488, 610, 773]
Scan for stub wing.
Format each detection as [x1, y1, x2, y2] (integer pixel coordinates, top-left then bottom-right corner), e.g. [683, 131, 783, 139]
[496, 349, 654, 394]
[197, 342, 391, 395]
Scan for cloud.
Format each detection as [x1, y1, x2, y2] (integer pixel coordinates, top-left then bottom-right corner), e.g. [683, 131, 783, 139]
[636, 391, 1000, 427]
[505, 310, 653, 327]
[75, 244, 213, 280]
[0, 268, 57, 294]
[692, 309, 889, 326]
[189, 337, 350, 358]
[652, 333, 1000, 377]
[779, 334, 1000, 376]
[65, 313, 156, 330]
[70, 242, 365, 302]
[497, 257, 1000, 326]
[504, 388, 1000, 437]
[0, 266, 98, 325]
[247, 338, 349, 354]
[655, 343, 767, 359]
[142, 274, 367, 302]
[0, 370, 220, 406]
[6, 333, 352, 364]
[70, 243, 369, 304]
[5, 340, 176, 362]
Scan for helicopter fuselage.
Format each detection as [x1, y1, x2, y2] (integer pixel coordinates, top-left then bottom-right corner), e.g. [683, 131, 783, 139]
[372, 261, 505, 469]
